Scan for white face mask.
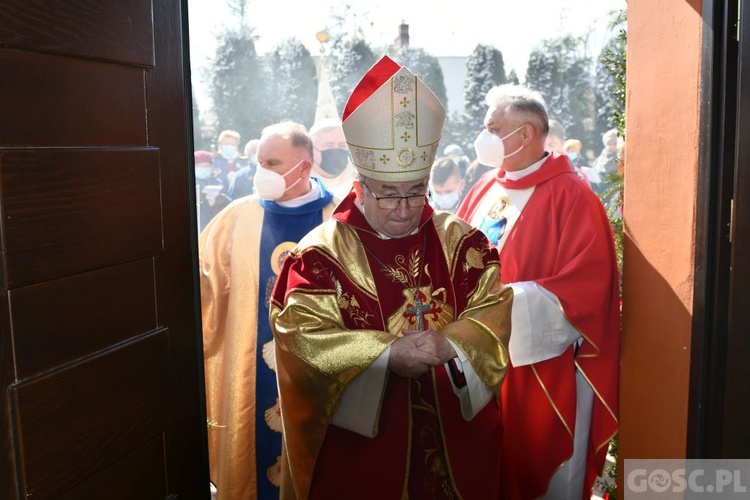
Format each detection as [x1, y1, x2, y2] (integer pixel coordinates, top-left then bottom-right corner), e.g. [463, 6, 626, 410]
[253, 161, 303, 200]
[473, 126, 525, 167]
[431, 190, 461, 211]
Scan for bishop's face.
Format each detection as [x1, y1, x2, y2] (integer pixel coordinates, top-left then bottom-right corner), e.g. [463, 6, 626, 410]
[354, 176, 429, 239]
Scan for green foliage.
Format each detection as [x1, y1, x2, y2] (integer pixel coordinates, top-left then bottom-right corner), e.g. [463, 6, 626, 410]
[596, 9, 627, 500]
[525, 35, 596, 150]
[390, 48, 448, 108]
[464, 44, 507, 129]
[442, 44, 508, 159]
[329, 39, 377, 116]
[210, 27, 273, 143]
[267, 38, 318, 128]
[597, 10, 627, 139]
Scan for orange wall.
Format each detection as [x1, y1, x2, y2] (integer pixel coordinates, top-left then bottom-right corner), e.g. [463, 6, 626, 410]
[620, 0, 702, 469]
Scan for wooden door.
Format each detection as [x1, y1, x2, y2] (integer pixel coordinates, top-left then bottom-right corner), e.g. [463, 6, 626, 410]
[0, 1, 209, 498]
[688, 0, 750, 458]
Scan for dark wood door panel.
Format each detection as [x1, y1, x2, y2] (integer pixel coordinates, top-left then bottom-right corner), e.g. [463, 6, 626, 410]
[56, 435, 168, 500]
[0, 291, 19, 500]
[10, 258, 158, 378]
[9, 329, 171, 499]
[0, 51, 148, 147]
[0, 0, 155, 66]
[0, 0, 208, 497]
[0, 148, 163, 288]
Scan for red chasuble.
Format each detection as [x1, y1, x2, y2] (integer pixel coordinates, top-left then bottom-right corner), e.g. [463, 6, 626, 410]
[458, 153, 620, 499]
[270, 193, 512, 499]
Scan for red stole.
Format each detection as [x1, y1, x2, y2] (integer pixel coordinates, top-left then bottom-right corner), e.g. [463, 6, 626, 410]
[458, 154, 620, 499]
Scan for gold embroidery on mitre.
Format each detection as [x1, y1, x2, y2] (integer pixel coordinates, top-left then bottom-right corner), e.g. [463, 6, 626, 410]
[264, 398, 282, 433]
[267, 456, 282, 486]
[397, 148, 415, 167]
[262, 339, 276, 372]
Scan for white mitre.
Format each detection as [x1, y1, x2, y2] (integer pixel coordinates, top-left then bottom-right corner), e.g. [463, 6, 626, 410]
[341, 55, 446, 183]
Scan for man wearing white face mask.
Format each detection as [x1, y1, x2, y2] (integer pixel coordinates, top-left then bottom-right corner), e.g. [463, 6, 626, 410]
[429, 157, 465, 214]
[199, 121, 336, 500]
[458, 84, 620, 500]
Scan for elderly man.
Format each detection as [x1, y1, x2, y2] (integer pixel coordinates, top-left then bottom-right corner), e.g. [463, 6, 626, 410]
[459, 84, 620, 499]
[270, 56, 512, 499]
[200, 121, 337, 499]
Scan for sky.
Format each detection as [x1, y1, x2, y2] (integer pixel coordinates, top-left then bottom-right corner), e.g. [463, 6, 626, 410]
[187, 0, 626, 111]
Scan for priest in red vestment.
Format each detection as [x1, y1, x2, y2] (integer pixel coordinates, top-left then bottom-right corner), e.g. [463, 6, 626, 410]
[269, 55, 513, 499]
[458, 84, 620, 499]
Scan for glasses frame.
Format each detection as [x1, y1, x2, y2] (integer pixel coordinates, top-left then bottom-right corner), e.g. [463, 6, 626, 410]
[361, 182, 430, 210]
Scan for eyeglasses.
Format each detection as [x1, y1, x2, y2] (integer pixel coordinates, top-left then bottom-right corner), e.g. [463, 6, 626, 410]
[361, 182, 429, 210]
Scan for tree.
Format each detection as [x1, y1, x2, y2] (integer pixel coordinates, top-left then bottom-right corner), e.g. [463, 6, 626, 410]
[210, 27, 273, 143]
[442, 44, 507, 160]
[329, 39, 377, 116]
[595, 10, 627, 140]
[525, 35, 596, 151]
[464, 44, 507, 129]
[267, 38, 318, 128]
[191, 92, 206, 150]
[390, 48, 448, 109]
[507, 69, 520, 85]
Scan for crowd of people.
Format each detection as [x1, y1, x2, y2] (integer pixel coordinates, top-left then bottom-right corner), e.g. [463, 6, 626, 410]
[196, 55, 621, 499]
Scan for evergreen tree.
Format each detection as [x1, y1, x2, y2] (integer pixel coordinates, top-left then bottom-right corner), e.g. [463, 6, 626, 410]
[524, 35, 596, 150]
[391, 48, 448, 109]
[442, 44, 507, 160]
[191, 92, 209, 151]
[507, 69, 520, 85]
[329, 39, 377, 116]
[595, 10, 627, 140]
[464, 44, 507, 129]
[210, 27, 272, 143]
[267, 38, 318, 128]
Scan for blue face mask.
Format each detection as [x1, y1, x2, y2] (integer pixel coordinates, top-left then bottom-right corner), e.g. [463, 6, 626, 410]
[567, 152, 579, 161]
[196, 166, 212, 180]
[220, 145, 238, 159]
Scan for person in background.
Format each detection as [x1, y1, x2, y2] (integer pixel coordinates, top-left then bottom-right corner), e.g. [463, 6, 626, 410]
[195, 149, 229, 233]
[566, 138, 605, 196]
[270, 55, 511, 499]
[200, 121, 337, 500]
[309, 118, 356, 199]
[442, 143, 470, 178]
[227, 138, 260, 200]
[563, 138, 585, 168]
[463, 158, 493, 194]
[429, 157, 465, 213]
[546, 120, 592, 187]
[545, 119, 566, 154]
[213, 129, 249, 184]
[592, 128, 621, 175]
[458, 83, 620, 499]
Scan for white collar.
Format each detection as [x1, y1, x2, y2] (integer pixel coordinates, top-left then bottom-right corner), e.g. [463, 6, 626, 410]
[275, 179, 320, 207]
[504, 153, 549, 181]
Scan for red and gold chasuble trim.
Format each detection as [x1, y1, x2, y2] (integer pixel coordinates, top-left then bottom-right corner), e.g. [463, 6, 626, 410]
[270, 196, 511, 499]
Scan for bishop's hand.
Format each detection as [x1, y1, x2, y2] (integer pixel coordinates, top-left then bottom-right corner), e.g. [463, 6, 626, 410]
[413, 329, 456, 364]
[388, 333, 441, 378]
